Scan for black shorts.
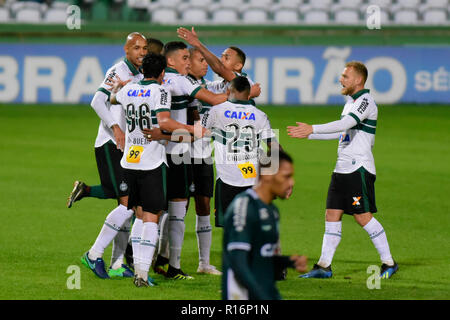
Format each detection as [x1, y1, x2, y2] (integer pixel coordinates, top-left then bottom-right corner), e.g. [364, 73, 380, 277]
[326, 166, 377, 215]
[191, 158, 214, 198]
[166, 153, 193, 200]
[214, 178, 252, 227]
[125, 164, 167, 213]
[95, 140, 128, 199]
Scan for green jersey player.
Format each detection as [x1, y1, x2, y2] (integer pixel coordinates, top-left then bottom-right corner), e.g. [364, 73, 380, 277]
[288, 61, 398, 279]
[222, 150, 308, 300]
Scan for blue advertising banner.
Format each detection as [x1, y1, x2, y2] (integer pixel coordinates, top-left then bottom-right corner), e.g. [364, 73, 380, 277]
[0, 44, 448, 104]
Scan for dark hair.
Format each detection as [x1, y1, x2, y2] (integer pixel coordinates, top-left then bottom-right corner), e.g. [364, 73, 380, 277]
[229, 46, 246, 65]
[147, 38, 164, 54]
[163, 41, 187, 57]
[142, 53, 167, 79]
[259, 148, 293, 174]
[230, 76, 250, 94]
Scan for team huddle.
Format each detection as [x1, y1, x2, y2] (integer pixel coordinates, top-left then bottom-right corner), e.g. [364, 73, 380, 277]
[67, 28, 398, 300]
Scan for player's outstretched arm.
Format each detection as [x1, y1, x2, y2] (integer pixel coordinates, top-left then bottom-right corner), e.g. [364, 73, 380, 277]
[177, 27, 236, 82]
[287, 122, 313, 139]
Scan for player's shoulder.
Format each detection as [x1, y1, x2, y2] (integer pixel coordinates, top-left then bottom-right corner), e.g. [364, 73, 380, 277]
[186, 74, 202, 86]
[113, 60, 137, 79]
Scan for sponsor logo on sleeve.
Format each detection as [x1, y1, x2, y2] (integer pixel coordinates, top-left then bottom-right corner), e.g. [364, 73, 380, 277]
[357, 98, 369, 114]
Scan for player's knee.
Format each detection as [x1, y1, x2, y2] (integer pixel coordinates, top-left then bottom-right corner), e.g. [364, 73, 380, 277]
[195, 196, 210, 216]
[354, 212, 373, 227]
[325, 209, 343, 222]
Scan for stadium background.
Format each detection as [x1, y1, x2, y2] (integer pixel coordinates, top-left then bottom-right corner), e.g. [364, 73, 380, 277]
[0, 0, 449, 301]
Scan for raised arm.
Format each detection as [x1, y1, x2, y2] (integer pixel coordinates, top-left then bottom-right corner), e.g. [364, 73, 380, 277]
[177, 27, 236, 82]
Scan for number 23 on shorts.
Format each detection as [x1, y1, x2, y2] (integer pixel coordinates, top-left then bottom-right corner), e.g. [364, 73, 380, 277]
[238, 162, 257, 179]
[126, 145, 143, 163]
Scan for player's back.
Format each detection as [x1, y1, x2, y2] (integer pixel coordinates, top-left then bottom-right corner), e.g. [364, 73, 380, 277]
[115, 80, 170, 171]
[203, 100, 274, 187]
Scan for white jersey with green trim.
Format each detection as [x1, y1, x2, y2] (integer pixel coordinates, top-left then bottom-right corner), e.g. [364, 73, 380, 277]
[94, 58, 143, 148]
[336, 89, 378, 175]
[115, 80, 171, 171]
[207, 71, 255, 93]
[202, 100, 275, 187]
[162, 68, 202, 155]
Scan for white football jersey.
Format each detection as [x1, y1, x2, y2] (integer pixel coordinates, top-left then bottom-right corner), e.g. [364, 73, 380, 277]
[335, 89, 378, 175]
[115, 80, 171, 170]
[202, 100, 275, 187]
[94, 58, 143, 148]
[162, 68, 202, 155]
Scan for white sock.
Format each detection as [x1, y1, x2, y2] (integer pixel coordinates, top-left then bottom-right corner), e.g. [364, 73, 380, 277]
[196, 215, 212, 266]
[130, 218, 144, 272]
[363, 218, 394, 266]
[318, 221, 342, 268]
[158, 211, 170, 259]
[111, 214, 133, 269]
[89, 205, 134, 260]
[139, 222, 159, 280]
[168, 200, 187, 269]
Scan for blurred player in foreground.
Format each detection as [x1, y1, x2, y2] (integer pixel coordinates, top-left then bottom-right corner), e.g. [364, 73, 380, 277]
[287, 61, 398, 279]
[222, 150, 308, 300]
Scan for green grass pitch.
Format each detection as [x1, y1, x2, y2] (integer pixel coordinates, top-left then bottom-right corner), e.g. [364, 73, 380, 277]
[0, 103, 449, 300]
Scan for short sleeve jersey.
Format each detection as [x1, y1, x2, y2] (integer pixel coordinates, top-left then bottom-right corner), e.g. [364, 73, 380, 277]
[336, 89, 378, 175]
[162, 67, 202, 155]
[94, 58, 143, 148]
[202, 100, 275, 187]
[222, 188, 282, 300]
[115, 80, 171, 170]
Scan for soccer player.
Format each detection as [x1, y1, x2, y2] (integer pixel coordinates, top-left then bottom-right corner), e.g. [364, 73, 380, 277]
[77, 32, 147, 279]
[222, 150, 308, 300]
[287, 61, 399, 279]
[177, 26, 261, 101]
[201, 76, 279, 228]
[147, 37, 164, 55]
[186, 47, 221, 275]
[109, 52, 202, 287]
[153, 41, 229, 280]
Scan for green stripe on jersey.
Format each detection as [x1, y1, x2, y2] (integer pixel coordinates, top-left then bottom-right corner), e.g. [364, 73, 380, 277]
[351, 123, 376, 134]
[362, 118, 377, 126]
[97, 87, 111, 99]
[348, 112, 361, 124]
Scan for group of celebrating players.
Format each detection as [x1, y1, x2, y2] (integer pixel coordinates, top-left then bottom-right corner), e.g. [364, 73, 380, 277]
[67, 27, 398, 300]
